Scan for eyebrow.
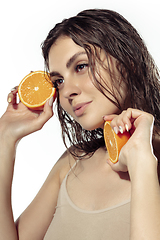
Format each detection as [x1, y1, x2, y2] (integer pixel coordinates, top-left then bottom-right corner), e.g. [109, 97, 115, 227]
[50, 51, 86, 77]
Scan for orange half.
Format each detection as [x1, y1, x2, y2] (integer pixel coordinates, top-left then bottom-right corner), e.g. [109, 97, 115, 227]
[18, 71, 56, 109]
[104, 121, 130, 163]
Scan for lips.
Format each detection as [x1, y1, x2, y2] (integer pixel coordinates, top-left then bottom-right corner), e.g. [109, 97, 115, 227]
[73, 101, 92, 117]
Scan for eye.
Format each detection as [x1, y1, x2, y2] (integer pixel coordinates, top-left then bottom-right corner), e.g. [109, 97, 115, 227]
[75, 63, 88, 73]
[53, 78, 64, 89]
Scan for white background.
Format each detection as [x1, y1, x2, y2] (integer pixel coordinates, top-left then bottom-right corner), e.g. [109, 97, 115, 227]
[0, 0, 160, 220]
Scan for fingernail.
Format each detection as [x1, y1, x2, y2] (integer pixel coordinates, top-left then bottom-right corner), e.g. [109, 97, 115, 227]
[125, 124, 129, 132]
[119, 126, 123, 134]
[113, 127, 118, 135]
[49, 96, 53, 106]
[103, 115, 107, 120]
[8, 97, 12, 103]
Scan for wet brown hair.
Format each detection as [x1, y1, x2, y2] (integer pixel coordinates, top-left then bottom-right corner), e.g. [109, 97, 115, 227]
[42, 9, 160, 159]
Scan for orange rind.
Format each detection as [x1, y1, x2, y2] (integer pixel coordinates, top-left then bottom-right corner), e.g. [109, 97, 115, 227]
[104, 121, 130, 163]
[18, 71, 56, 109]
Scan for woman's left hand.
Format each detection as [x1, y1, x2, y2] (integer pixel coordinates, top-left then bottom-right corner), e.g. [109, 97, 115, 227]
[103, 108, 157, 173]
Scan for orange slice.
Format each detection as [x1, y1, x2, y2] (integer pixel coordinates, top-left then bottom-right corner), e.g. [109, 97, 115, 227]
[18, 71, 56, 109]
[104, 121, 130, 163]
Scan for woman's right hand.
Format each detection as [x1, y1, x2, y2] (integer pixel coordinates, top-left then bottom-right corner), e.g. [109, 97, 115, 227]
[0, 87, 54, 144]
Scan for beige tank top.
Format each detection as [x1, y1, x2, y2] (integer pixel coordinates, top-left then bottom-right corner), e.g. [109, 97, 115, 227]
[44, 168, 130, 240]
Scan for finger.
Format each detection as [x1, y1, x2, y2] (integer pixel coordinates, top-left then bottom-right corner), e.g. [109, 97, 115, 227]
[106, 158, 128, 172]
[7, 92, 17, 105]
[119, 108, 154, 134]
[11, 86, 18, 93]
[33, 98, 54, 130]
[110, 109, 137, 134]
[109, 113, 127, 134]
[103, 114, 117, 121]
[7, 86, 18, 105]
[114, 110, 131, 133]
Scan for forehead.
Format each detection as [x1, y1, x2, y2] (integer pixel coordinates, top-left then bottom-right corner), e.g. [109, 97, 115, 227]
[48, 36, 86, 71]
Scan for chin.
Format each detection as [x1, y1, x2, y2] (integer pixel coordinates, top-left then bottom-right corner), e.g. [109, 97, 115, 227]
[81, 120, 105, 131]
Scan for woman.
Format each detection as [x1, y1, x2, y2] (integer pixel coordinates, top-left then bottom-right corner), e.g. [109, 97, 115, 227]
[0, 9, 160, 240]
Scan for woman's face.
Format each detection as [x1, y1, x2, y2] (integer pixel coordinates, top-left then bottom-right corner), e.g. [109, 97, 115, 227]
[48, 36, 125, 130]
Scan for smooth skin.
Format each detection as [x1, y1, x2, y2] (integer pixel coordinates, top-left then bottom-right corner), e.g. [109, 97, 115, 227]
[0, 37, 160, 240]
[49, 36, 124, 130]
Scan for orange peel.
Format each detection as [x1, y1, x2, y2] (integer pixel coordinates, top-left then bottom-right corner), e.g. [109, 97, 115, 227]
[104, 121, 130, 163]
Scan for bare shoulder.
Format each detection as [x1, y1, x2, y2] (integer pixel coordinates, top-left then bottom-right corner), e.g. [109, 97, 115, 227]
[48, 149, 76, 185]
[16, 149, 76, 239]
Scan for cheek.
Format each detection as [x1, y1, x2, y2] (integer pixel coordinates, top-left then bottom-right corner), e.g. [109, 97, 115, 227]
[58, 94, 72, 115]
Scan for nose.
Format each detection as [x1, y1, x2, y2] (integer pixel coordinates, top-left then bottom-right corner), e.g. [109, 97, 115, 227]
[61, 75, 81, 99]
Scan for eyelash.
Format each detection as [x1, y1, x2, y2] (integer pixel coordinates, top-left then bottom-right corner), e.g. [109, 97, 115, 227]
[52, 63, 89, 89]
[75, 63, 88, 72]
[53, 78, 64, 89]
